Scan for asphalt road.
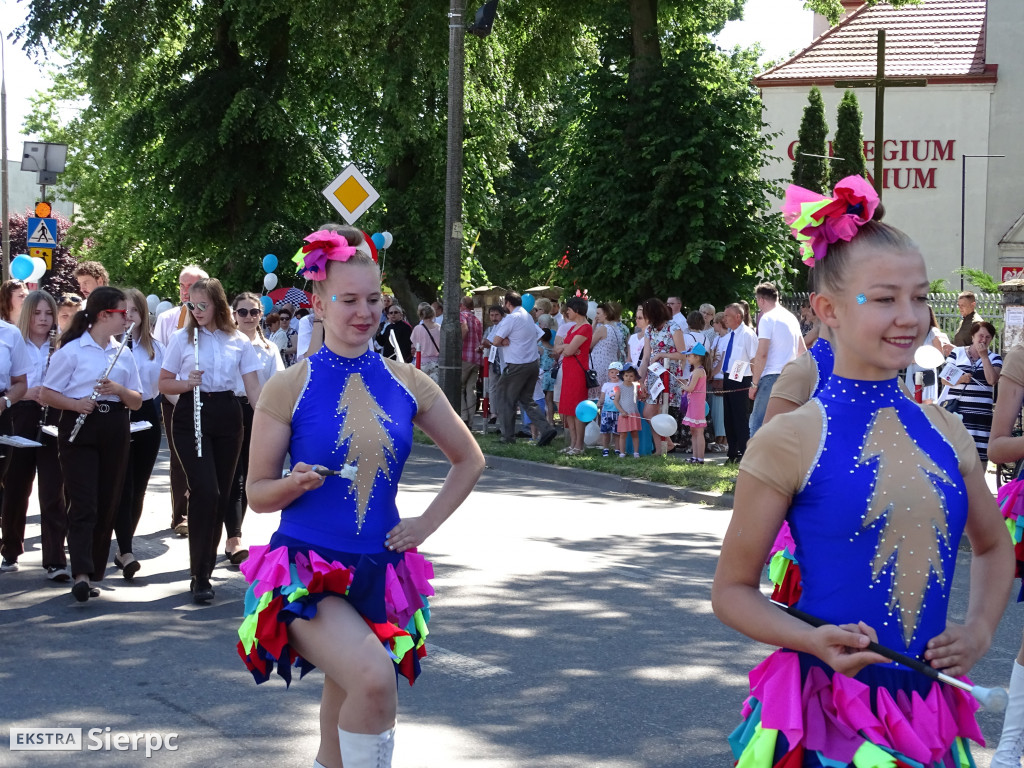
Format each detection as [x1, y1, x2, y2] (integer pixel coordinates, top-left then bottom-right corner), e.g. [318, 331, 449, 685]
[0, 442, 1021, 766]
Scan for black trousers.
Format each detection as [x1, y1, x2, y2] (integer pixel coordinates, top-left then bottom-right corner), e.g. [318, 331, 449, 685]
[114, 399, 162, 555]
[0, 401, 66, 568]
[225, 396, 253, 540]
[172, 391, 242, 583]
[160, 397, 189, 528]
[722, 376, 752, 460]
[58, 406, 130, 580]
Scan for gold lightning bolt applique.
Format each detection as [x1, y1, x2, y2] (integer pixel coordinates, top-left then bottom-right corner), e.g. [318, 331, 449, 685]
[858, 407, 953, 645]
[335, 374, 395, 532]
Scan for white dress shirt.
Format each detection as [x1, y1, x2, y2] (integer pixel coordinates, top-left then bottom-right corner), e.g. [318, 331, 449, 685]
[722, 324, 759, 372]
[0, 320, 33, 391]
[493, 306, 542, 365]
[24, 337, 54, 389]
[43, 333, 142, 401]
[232, 339, 284, 396]
[131, 338, 166, 401]
[162, 326, 261, 392]
[153, 305, 187, 346]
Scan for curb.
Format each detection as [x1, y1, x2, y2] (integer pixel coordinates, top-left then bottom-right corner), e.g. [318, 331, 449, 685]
[414, 443, 735, 509]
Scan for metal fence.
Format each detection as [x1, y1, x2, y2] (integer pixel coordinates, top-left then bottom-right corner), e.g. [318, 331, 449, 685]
[782, 292, 1004, 344]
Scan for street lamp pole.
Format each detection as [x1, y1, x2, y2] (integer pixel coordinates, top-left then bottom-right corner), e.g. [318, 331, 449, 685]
[960, 153, 1004, 290]
[440, 0, 466, 410]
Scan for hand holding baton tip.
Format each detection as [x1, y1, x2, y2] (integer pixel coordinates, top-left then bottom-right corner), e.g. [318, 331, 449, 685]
[773, 601, 1008, 711]
[283, 463, 358, 480]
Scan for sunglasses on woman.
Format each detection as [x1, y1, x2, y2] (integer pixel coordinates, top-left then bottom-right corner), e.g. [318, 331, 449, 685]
[186, 302, 209, 312]
[234, 308, 261, 317]
[105, 309, 128, 317]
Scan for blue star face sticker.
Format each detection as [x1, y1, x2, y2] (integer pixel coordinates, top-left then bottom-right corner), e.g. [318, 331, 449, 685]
[856, 293, 867, 305]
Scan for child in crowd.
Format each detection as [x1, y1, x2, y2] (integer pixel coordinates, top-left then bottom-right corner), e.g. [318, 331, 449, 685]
[681, 343, 710, 464]
[598, 362, 622, 457]
[614, 364, 643, 458]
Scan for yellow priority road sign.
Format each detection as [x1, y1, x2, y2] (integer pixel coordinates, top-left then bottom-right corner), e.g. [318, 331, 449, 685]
[322, 164, 379, 225]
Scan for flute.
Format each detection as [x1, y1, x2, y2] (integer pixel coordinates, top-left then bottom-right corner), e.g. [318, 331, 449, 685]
[68, 322, 136, 443]
[193, 326, 202, 457]
[35, 327, 58, 441]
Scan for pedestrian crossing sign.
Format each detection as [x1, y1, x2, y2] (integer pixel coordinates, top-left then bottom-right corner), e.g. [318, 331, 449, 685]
[322, 164, 379, 225]
[29, 247, 54, 270]
[27, 217, 58, 248]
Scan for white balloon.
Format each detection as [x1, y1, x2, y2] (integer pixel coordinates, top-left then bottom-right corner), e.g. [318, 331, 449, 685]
[263, 273, 279, 291]
[913, 344, 945, 369]
[584, 420, 601, 446]
[146, 294, 160, 313]
[586, 301, 597, 321]
[28, 257, 46, 282]
[156, 300, 174, 315]
[651, 413, 677, 438]
[381, 231, 393, 249]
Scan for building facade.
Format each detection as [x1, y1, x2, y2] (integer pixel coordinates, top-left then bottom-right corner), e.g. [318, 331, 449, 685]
[756, 0, 1022, 286]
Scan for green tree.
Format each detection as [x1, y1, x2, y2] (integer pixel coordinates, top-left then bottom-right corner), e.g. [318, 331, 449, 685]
[792, 86, 830, 194]
[832, 90, 867, 181]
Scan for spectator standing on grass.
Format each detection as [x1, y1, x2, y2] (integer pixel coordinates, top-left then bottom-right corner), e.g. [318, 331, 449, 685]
[748, 283, 804, 438]
[459, 296, 483, 426]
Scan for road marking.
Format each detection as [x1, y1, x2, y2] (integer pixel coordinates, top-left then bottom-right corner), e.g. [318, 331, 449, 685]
[425, 644, 511, 679]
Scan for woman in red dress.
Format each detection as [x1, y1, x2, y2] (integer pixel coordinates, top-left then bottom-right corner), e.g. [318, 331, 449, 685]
[554, 297, 593, 454]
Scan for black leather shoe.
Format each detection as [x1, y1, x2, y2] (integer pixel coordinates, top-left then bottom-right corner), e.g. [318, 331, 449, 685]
[72, 581, 91, 602]
[190, 579, 215, 604]
[537, 428, 558, 447]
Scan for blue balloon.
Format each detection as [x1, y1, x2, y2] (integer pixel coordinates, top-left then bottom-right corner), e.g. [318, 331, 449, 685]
[575, 399, 599, 423]
[260, 295, 273, 314]
[371, 233, 386, 250]
[522, 294, 535, 312]
[262, 253, 278, 272]
[10, 255, 32, 281]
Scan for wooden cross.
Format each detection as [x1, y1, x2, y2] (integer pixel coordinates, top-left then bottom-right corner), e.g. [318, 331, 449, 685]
[835, 29, 926, 202]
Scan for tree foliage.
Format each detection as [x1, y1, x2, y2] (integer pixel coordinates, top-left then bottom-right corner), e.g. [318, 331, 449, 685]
[792, 86, 830, 194]
[833, 90, 867, 182]
[18, 0, 803, 310]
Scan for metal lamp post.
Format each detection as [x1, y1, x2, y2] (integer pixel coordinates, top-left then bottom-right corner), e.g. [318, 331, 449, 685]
[960, 153, 1004, 290]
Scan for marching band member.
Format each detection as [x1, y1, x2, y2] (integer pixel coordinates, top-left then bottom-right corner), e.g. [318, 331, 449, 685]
[224, 291, 284, 565]
[158, 278, 262, 604]
[0, 294, 42, 574]
[41, 287, 142, 602]
[111, 288, 165, 580]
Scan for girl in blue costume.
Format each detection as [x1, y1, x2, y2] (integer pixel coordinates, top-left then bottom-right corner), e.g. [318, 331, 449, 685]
[240, 225, 484, 768]
[712, 176, 1013, 768]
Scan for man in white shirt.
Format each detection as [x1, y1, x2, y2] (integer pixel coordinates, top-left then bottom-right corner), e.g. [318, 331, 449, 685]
[748, 283, 805, 438]
[721, 303, 759, 463]
[492, 292, 557, 446]
[152, 264, 208, 536]
[666, 296, 686, 330]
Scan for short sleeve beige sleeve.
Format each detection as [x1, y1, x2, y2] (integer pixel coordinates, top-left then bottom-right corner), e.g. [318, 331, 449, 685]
[769, 353, 816, 406]
[254, 360, 309, 425]
[740, 404, 824, 498]
[1000, 346, 1024, 388]
[382, 358, 444, 414]
[921, 404, 981, 477]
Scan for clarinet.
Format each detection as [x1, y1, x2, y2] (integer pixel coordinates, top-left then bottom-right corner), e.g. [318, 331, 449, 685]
[193, 327, 202, 457]
[68, 322, 136, 443]
[35, 327, 58, 441]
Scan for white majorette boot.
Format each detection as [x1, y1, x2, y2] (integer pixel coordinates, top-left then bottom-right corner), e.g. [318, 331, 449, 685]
[313, 761, 328, 768]
[993, 661, 1024, 768]
[337, 726, 395, 768]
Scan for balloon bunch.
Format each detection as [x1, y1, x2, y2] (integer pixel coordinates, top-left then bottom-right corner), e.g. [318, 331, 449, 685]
[10, 254, 47, 283]
[370, 232, 393, 251]
[260, 253, 278, 314]
[146, 293, 174, 316]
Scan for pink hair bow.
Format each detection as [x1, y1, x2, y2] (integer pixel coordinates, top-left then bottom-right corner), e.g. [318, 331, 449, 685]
[782, 175, 879, 266]
[293, 230, 358, 281]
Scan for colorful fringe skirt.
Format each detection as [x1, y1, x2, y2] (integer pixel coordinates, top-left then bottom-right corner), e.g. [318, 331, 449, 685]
[730, 650, 983, 768]
[236, 533, 434, 687]
[767, 523, 802, 607]
[996, 477, 1024, 600]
